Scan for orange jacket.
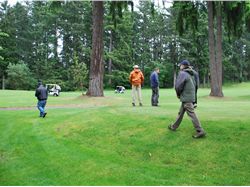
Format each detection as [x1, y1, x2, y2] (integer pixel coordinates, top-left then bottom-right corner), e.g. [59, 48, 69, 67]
[129, 69, 144, 86]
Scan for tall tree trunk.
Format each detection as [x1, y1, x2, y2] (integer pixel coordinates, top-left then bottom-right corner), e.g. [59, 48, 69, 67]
[2, 74, 5, 90]
[208, 1, 223, 97]
[86, 1, 104, 97]
[215, 2, 223, 96]
[173, 69, 176, 89]
[203, 73, 206, 88]
[54, 24, 59, 64]
[108, 30, 113, 86]
[170, 39, 177, 88]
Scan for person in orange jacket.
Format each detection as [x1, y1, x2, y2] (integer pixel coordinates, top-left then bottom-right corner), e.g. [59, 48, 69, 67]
[129, 65, 144, 106]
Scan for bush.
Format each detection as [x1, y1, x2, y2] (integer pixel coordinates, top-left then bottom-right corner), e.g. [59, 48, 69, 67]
[6, 62, 36, 90]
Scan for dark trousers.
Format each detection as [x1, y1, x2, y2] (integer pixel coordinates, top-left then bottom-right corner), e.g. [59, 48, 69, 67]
[151, 87, 159, 106]
[172, 102, 204, 132]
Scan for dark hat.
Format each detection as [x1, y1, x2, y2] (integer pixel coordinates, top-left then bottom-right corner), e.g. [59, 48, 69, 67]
[37, 80, 42, 86]
[178, 60, 190, 66]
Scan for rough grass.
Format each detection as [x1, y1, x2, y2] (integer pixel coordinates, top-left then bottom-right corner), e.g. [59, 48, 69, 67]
[0, 83, 250, 185]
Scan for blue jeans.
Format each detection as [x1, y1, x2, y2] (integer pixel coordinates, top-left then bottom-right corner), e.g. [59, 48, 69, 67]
[37, 100, 47, 117]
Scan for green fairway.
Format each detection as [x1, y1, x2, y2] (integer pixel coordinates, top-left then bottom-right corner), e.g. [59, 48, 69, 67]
[0, 83, 250, 185]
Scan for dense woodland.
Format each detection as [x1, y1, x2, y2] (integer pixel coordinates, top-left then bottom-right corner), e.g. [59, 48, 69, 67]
[0, 1, 249, 95]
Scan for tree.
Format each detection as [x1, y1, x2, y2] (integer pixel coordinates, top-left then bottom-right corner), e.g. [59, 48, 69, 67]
[6, 62, 35, 90]
[0, 1, 15, 90]
[104, 9, 133, 88]
[87, 1, 132, 96]
[0, 31, 9, 89]
[70, 52, 88, 91]
[132, 1, 173, 88]
[173, 1, 250, 97]
[207, 1, 223, 97]
[86, 1, 104, 96]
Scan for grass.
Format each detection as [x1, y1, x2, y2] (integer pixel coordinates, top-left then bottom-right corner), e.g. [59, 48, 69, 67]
[0, 83, 250, 185]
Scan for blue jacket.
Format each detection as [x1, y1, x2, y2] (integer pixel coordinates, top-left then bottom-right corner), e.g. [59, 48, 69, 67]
[150, 71, 159, 88]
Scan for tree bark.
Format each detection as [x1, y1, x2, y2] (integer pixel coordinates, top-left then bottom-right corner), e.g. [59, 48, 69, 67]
[215, 2, 223, 96]
[208, 1, 223, 97]
[86, 1, 104, 97]
[2, 74, 5, 90]
[108, 30, 113, 86]
[173, 69, 176, 89]
[203, 73, 206, 88]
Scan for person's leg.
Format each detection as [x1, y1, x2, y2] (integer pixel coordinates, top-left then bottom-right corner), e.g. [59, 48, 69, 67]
[132, 85, 136, 105]
[137, 85, 142, 105]
[184, 103, 205, 133]
[155, 87, 159, 105]
[41, 100, 47, 117]
[41, 100, 46, 111]
[152, 87, 158, 106]
[37, 100, 44, 117]
[151, 88, 155, 105]
[171, 103, 185, 129]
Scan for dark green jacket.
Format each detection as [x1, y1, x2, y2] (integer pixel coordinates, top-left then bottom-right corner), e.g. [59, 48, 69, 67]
[175, 68, 199, 103]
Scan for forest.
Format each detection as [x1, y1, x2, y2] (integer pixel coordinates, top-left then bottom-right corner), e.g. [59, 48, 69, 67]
[0, 1, 249, 95]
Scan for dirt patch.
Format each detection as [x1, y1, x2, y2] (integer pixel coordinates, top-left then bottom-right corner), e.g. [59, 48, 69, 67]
[0, 104, 108, 111]
[0, 106, 36, 111]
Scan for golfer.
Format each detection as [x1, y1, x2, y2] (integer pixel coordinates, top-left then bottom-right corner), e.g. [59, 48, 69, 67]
[168, 60, 206, 138]
[35, 80, 48, 118]
[150, 67, 160, 106]
[129, 65, 144, 106]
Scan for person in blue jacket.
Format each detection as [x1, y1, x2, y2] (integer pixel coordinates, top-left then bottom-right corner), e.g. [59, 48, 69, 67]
[150, 68, 160, 106]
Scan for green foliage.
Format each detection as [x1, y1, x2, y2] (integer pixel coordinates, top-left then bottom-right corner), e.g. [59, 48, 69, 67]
[223, 32, 250, 82]
[173, 1, 200, 36]
[108, 1, 132, 28]
[0, 31, 9, 67]
[105, 70, 130, 88]
[6, 62, 36, 90]
[69, 53, 88, 91]
[104, 9, 133, 88]
[0, 31, 9, 37]
[245, 1, 250, 32]
[223, 2, 247, 38]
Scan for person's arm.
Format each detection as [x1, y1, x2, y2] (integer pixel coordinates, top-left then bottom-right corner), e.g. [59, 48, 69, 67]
[150, 73, 155, 85]
[129, 72, 132, 84]
[194, 71, 199, 90]
[35, 89, 39, 97]
[45, 88, 48, 98]
[152, 73, 158, 87]
[175, 71, 187, 98]
[156, 73, 159, 87]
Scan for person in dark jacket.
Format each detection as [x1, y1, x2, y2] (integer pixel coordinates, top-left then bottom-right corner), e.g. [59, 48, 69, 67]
[168, 60, 206, 138]
[150, 68, 160, 106]
[35, 81, 48, 118]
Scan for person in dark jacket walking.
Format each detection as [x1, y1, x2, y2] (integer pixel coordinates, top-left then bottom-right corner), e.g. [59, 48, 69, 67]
[35, 81, 48, 118]
[150, 68, 160, 106]
[168, 60, 206, 138]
